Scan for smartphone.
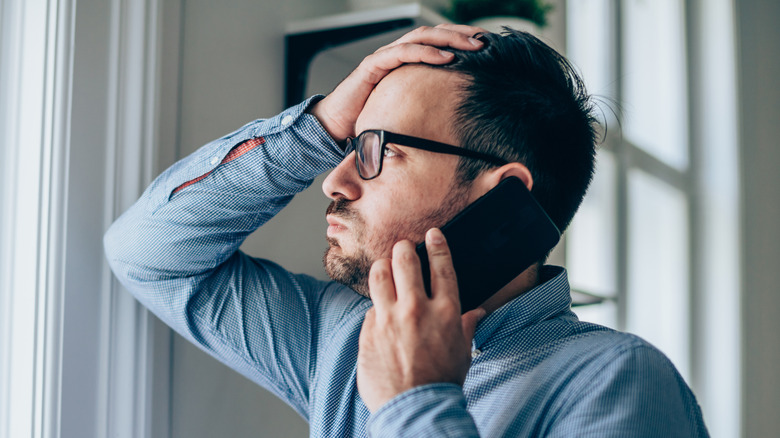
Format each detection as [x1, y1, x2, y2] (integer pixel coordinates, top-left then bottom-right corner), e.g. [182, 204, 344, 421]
[415, 176, 560, 314]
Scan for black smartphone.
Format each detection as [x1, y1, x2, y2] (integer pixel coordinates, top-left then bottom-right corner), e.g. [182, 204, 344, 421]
[415, 176, 560, 313]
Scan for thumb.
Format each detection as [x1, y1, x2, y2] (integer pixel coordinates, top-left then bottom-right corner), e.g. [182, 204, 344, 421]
[461, 307, 487, 344]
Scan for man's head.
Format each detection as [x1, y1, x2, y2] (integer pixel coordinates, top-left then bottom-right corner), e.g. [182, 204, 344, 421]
[443, 29, 598, 233]
[322, 29, 597, 297]
[322, 64, 474, 296]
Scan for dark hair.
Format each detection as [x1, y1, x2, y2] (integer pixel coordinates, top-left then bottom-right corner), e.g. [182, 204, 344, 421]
[442, 28, 598, 233]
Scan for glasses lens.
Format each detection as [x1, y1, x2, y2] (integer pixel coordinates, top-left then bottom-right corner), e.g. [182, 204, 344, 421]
[355, 131, 382, 179]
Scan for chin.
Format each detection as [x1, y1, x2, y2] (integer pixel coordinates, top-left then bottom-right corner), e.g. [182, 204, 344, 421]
[323, 244, 373, 298]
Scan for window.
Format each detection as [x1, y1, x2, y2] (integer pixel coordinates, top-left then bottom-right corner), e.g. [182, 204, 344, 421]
[565, 1, 740, 436]
[567, 0, 693, 377]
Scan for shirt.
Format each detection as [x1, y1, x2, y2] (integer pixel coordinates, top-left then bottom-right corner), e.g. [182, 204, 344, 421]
[104, 96, 709, 437]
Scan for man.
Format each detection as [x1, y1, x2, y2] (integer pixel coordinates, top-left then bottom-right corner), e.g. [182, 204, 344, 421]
[104, 25, 708, 436]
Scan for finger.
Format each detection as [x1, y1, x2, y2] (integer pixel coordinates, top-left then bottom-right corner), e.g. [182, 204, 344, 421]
[359, 44, 455, 85]
[425, 228, 459, 303]
[361, 307, 376, 330]
[432, 23, 489, 36]
[368, 258, 396, 310]
[362, 307, 379, 333]
[358, 308, 376, 360]
[391, 240, 427, 303]
[461, 307, 487, 346]
[381, 25, 485, 51]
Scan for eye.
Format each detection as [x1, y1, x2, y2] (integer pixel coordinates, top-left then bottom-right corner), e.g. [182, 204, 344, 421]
[383, 146, 398, 158]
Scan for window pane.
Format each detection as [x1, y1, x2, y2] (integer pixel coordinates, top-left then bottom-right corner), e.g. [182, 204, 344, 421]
[621, 0, 688, 169]
[567, 150, 617, 299]
[574, 300, 618, 329]
[627, 169, 690, 380]
[567, 0, 614, 104]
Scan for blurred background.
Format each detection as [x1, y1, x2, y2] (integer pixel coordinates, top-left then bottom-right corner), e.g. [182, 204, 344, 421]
[1, 0, 777, 437]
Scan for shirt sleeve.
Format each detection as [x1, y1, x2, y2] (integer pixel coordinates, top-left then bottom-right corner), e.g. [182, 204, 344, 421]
[366, 384, 480, 437]
[548, 343, 709, 437]
[103, 96, 369, 419]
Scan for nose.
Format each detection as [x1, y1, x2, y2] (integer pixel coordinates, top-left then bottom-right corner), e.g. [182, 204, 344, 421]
[322, 152, 362, 201]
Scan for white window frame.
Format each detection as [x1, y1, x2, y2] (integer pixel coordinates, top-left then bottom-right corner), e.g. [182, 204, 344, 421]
[0, 0, 174, 436]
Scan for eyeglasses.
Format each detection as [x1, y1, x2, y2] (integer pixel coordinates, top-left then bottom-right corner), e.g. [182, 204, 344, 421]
[346, 129, 509, 180]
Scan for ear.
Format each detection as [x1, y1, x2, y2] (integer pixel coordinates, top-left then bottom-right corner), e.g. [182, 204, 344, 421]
[470, 162, 534, 198]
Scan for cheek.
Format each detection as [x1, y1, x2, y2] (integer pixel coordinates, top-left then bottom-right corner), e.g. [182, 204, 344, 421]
[358, 166, 459, 254]
[362, 195, 438, 253]
[361, 207, 405, 258]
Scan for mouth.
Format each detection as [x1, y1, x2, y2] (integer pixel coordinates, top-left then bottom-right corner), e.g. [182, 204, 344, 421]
[326, 215, 348, 238]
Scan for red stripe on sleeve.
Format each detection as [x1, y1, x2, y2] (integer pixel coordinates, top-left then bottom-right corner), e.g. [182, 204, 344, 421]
[172, 137, 265, 195]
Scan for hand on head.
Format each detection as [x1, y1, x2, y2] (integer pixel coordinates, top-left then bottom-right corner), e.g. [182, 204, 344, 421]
[309, 24, 486, 142]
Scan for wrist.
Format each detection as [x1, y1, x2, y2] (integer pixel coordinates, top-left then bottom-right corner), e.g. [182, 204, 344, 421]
[366, 383, 478, 438]
[307, 99, 348, 144]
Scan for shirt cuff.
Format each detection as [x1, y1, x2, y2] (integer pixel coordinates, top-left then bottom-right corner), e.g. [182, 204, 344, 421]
[366, 383, 479, 438]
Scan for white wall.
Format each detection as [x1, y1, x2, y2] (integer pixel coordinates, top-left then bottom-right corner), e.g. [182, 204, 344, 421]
[735, 1, 780, 437]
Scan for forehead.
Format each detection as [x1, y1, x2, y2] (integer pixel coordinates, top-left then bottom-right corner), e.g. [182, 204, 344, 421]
[355, 65, 466, 143]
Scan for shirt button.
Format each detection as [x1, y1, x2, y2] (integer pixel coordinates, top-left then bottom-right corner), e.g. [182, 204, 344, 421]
[210, 156, 219, 165]
[471, 349, 481, 358]
[281, 115, 293, 126]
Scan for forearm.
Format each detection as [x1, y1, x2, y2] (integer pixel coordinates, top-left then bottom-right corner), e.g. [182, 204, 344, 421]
[104, 96, 342, 284]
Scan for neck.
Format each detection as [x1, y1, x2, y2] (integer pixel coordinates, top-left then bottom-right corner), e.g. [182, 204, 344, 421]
[477, 263, 541, 315]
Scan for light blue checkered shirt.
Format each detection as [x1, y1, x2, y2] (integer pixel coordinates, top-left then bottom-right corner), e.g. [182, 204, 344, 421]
[104, 97, 708, 437]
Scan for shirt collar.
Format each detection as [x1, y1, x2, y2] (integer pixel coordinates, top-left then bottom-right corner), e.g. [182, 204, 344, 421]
[472, 265, 572, 350]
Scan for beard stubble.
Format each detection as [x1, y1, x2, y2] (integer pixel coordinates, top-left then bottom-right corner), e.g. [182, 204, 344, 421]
[323, 183, 471, 298]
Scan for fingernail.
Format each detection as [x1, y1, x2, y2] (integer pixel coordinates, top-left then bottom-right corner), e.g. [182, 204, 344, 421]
[468, 37, 483, 47]
[427, 228, 444, 245]
[439, 50, 454, 58]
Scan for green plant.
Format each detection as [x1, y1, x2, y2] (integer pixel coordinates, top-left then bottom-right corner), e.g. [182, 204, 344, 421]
[442, 0, 554, 28]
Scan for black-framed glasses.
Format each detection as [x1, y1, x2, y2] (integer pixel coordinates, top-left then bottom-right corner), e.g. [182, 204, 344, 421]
[346, 129, 509, 180]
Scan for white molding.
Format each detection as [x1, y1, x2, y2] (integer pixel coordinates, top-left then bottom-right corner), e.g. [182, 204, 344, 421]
[0, 0, 170, 436]
[42, 0, 77, 435]
[0, 0, 69, 436]
[0, 0, 22, 434]
[100, 0, 170, 436]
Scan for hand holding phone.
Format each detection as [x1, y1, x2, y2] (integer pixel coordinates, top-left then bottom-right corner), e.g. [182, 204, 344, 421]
[416, 177, 560, 313]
